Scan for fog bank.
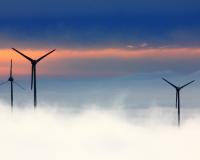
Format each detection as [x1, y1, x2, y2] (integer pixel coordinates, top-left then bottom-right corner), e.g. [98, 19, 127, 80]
[0, 102, 200, 160]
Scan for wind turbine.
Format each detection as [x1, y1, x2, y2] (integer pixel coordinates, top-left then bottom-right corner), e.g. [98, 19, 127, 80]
[12, 48, 56, 109]
[0, 59, 24, 110]
[162, 78, 195, 126]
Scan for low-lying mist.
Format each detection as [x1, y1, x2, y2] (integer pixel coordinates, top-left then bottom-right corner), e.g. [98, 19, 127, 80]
[0, 101, 200, 160]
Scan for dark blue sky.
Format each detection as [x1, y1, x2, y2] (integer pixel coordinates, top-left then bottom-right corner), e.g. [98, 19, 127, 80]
[0, 0, 199, 16]
[0, 0, 200, 48]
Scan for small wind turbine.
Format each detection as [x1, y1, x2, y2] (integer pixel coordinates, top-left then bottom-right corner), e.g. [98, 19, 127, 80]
[0, 59, 24, 110]
[12, 48, 56, 109]
[162, 77, 195, 126]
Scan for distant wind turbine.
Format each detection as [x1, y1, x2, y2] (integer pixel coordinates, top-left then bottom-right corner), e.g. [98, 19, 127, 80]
[0, 59, 24, 110]
[162, 77, 195, 126]
[12, 48, 56, 109]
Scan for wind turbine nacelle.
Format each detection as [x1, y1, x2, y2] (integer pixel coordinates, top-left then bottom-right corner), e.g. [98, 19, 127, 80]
[8, 77, 14, 82]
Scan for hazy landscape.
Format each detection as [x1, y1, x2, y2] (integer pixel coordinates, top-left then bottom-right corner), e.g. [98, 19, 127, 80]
[0, 0, 200, 159]
[0, 72, 200, 160]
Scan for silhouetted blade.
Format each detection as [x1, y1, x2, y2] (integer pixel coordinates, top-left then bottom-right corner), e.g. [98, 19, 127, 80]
[176, 91, 178, 109]
[14, 81, 25, 90]
[36, 49, 56, 63]
[10, 59, 13, 77]
[180, 80, 195, 89]
[162, 77, 177, 88]
[31, 65, 34, 90]
[12, 48, 33, 62]
[0, 81, 8, 86]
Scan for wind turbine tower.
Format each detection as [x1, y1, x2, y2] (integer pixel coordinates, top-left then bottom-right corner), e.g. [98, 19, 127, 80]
[162, 78, 195, 126]
[12, 48, 56, 109]
[0, 59, 24, 110]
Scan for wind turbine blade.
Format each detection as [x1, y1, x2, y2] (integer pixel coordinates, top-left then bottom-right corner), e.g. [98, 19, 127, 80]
[162, 78, 177, 88]
[36, 49, 56, 63]
[12, 48, 33, 62]
[180, 80, 195, 89]
[176, 91, 178, 109]
[31, 65, 34, 90]
[14, 81, 25, 90]
[10, 59, 13, 77]
[0, 81, 8, 86]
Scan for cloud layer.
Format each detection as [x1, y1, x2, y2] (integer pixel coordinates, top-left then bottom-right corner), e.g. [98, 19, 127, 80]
[0, 103, 200, 160]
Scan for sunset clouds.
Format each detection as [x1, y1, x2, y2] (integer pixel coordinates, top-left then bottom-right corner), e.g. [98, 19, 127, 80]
[0, 47, 200, 77]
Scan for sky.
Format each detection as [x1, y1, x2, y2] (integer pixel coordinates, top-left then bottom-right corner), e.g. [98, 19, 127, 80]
[0, 0, 200, 77]
[0, 0, 200, 76]
[0, 0, 200, 108]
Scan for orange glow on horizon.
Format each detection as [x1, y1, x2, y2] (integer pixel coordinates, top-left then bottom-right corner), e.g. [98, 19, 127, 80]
[0, 47, 200, 76]
[1, 47, 200, 61]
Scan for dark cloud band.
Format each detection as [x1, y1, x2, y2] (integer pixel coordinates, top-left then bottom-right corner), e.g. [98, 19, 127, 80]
[0, 13, 200, 48]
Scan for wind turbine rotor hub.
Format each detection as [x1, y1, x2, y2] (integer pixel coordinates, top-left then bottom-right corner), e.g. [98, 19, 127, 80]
[32, 61, 37, 65]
